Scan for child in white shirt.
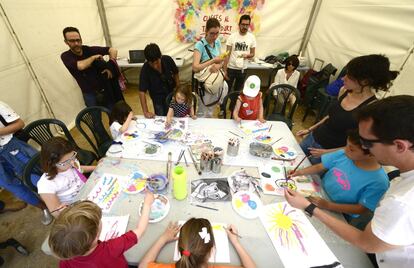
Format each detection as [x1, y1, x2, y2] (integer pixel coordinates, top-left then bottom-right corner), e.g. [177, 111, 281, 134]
[109, 101, 134, 139]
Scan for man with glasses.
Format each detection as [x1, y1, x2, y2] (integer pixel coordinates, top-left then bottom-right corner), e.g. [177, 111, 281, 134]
[61, 26, 119, 108]
[139, 43, 179, 118]
[224, 15, 256, 101]
[285, 95, 414, 268]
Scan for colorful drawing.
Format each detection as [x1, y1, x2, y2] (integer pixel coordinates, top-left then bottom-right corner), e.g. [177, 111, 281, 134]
[260, 202, 341, 268]
[142, 141, 163, 157]
[191, 178, 231, 203]
[139, 194, 170, 223]
[174, 1, 266, 43]
[273, 145, 298, 160]
[166, 129, 184, 141]
[149, 116, 188, 132]
[231, 191, 262, 219]
[254, 133, 273, 144]
[124, 171, 147, 194]
[239, 120, 270, 135]
[259, 164, 318, 196]
[87, 174, 124, 212]
[174, 221, 230, 263]
[99, 215, 129, 241]
[122, 131, 140, 141]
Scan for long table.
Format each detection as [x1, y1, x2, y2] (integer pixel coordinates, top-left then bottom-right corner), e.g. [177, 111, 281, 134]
[41, 119, 373, 267]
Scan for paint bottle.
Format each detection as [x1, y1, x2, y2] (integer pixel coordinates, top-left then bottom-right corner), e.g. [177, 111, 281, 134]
[172, 166, 187, 200]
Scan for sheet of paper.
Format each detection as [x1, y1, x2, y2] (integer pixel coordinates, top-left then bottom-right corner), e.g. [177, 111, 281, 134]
[87, 173, 127, 212]
[173, 221, 230, 263]
[99, 215, 130, 241]
[239, 120, 270, 135]
[259, 202, 341, 268]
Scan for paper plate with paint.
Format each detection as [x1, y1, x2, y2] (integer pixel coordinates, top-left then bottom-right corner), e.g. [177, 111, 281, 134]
[254, 133, 273, 144]
[124, 171, 147, 194]
[272, 145, 298, 160]
[232, 191, 262, 219]
[141, 141, 163, 157]
[122, 131, 140, 141]
[139, 194, 170, 223]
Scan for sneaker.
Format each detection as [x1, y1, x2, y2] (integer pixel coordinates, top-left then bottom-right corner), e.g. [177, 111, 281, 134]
[41, 209, 53, 226]
[6, 238, 29, 256]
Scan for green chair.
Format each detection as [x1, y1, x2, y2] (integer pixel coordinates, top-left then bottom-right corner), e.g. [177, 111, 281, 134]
[75, 106, 112, 158]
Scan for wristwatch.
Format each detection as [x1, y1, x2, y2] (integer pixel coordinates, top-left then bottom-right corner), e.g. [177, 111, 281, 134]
[304, 203, 317, 217]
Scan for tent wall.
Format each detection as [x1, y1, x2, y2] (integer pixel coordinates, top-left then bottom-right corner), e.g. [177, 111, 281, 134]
[304, 0, 414, 96]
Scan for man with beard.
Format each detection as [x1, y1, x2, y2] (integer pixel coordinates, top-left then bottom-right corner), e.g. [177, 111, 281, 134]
[224, 15, 256, 96]
[61, 26, 119, 108]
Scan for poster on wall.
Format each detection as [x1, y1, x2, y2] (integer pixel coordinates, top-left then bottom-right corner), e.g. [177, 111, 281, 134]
[174, 0, 266, 43]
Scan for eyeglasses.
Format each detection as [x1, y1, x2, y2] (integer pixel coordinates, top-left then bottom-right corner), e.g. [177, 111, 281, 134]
[208, 31, 219, 36]
[359, 135, 383, 149]
[240, 23, 250, 27]
[66, 39, 82, 44]
[56, 151, 77, 168]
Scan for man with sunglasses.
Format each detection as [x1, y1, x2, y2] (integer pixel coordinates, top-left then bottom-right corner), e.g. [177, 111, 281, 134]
[224, 15, 256, 100]
[61, 26, 119, 108]
[285, 95, 414, 268]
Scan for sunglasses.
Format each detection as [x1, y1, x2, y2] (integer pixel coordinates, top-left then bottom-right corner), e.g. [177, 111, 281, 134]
[359, 135, 383, 149]
[56, 151, 77, 168]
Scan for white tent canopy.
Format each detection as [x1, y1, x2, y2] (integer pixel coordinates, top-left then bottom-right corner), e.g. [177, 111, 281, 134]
[1, 0, 413, 127]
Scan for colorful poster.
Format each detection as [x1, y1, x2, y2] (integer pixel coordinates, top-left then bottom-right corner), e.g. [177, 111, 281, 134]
[174, 221, 230, 263]
[99, 215, 130, 241]
[259, 202, 341, 268]
[87, 173, 126, 212]
[174, 0, 266, 43]
[258, 164, 319, 196]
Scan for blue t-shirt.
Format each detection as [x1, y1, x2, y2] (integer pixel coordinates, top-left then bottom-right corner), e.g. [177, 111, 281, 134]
[194, 38, 221, 63]
[321, 149, 389, 216]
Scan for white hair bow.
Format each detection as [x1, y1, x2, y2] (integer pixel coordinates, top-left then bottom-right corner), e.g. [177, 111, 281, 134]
[199, 227, 211, 244]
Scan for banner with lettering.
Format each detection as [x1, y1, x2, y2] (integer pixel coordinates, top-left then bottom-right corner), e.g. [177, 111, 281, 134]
[174, 0, 265, 43]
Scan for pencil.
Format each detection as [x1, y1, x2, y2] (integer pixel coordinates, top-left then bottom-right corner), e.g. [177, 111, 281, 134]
[268, 124, 272, 133]
[194, 204, 218, 211]
[229, 131, 244, 139]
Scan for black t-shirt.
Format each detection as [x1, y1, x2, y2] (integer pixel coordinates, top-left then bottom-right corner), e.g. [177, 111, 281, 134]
[139, 55, 178, 102]
[313, 91, 376, 149]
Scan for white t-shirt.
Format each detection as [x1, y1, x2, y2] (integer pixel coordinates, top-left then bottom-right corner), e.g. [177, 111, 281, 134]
[226, 31, 256, 70]
[372, 169, 414, 268]
[0, 101, 20, 146]
[37, 168, 84, 204]
[110, 121, 122, 140]
[272, 68, 300, 88]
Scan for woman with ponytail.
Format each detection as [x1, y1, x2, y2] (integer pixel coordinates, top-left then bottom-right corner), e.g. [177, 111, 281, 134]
[139, 218, 255, 268]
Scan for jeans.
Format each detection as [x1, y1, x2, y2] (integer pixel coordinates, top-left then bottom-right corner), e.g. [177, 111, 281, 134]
[153, 99, 169, 116]
[0, 137, 41, 206]
[299, 132, 323, 164]
[82, 92, 98, 107]
[227, 68, 246, 93]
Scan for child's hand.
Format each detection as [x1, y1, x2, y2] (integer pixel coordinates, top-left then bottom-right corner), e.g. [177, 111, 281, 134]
[161, 222, 180, 243]
[127, 111, 134, 120]
[191, 115, 197, 120]
[225, 224, 240, 244]
[234, 117, 242, 123]
[143, 191, 155, 207]
[258, 118, 266, 123]
[288, 169, 300, 178]
[296, 129, 311, 137]
[308, 196, 330, 209]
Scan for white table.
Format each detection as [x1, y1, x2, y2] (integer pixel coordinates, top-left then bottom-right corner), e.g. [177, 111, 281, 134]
[41, 119, 373, 267]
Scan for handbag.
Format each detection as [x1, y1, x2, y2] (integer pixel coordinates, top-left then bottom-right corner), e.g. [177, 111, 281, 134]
[194, 41, 225, 95]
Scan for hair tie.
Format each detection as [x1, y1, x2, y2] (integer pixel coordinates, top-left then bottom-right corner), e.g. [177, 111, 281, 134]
[182, 250, 191, 257]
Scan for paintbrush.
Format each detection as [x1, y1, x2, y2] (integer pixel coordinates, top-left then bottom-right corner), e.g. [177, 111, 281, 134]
[188, 147, 202, 175]
[290, 155, 308, 176]
[176, 150, 185, 165]
[223, 226, 242, 239]
[283, 161, 288, 184]
[267, 124, 273, 133]
[229, 131, 244, 139]
[270, 137, 283, 146]
[183, 153, 189, 167]
[167, 152, 172, 180]
[191, 203, 219, 211]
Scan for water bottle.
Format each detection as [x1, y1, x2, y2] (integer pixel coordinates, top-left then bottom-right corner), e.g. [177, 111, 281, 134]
[172, 166, 187, 200]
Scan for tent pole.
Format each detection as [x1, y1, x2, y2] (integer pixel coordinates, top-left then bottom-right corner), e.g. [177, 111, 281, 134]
[298, 0, 323, 56]
[0, 3, 56, 120]
[96, 0, 112, 47]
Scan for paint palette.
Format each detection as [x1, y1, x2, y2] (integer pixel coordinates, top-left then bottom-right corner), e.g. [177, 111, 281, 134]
[122, 131, 140, 141]
[254, 133, 273, 144]
[146, 173, 168, 193]
[139, 194, 170, 223]
[232, 191, 262, 219]
[124, 171, 147, 194]
[272, 145, 298, 160]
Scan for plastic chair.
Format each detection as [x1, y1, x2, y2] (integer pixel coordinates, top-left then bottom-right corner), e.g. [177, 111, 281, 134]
[263, 84, 301, 129]
[165, 91, 198, 114]
[22, 152, 42, 192]
[76, 106, 112, 158]
[219, 91, 241, 119]
[23, 118, 97, 165]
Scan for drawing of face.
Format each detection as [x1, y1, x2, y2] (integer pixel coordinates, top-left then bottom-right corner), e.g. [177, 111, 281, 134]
[203, 182, 227, 200]
[191, 180, 230, 202]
